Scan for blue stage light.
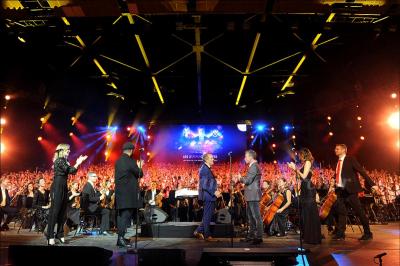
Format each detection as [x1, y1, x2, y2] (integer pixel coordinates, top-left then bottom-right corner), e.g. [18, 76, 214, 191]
[256, 124, 266, 132]
[138, 126, 145, 133]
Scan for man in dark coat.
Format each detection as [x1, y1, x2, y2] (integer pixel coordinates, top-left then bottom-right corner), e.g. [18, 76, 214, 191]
[114, 142, 143, 247]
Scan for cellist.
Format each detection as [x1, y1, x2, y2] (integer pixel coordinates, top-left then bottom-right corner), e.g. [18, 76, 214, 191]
[271, 178, 292, 237]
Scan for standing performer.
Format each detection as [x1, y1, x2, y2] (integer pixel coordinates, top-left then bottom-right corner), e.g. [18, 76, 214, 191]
[237, 150, 263, 245]
[330, 144, 378, 241]
[114, 142, 144, 248]
[46, 144, 87, 246]
[288, 148, 321, 244]
[193, 153, 220, 241]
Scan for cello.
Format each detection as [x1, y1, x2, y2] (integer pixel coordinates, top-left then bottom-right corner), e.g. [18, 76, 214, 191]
[319, 191, 337, 220]
[262, 192, 284, 226]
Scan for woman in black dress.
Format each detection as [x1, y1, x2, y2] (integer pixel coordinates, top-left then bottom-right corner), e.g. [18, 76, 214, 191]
[46, 144, 87, 246]
[33, 178, 50, 232]
[288, 148, 321, 244]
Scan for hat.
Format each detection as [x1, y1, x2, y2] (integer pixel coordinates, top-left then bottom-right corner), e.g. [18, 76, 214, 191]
[122, 142, 135, 151]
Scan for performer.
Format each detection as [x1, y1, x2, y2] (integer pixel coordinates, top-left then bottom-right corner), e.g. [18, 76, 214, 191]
[66, 181, 81, 232]
[288, 148, 321, 244]
[81, 172, 110, 235]
[272, 178, 292, 237]
[193, 153, 220, 241]
[0, 178, 18, 231]
[330, 144, 378, 241]
[114, 142, 144, 248]
[144, 181, 161, 223]
[46, 144, 87, 246]
[32, 177, 51, 232]
[237, 149, 263, 245]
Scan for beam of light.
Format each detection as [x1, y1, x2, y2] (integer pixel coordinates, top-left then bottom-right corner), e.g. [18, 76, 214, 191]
[235, 33, 261, 105]
[151, 76, 165, 104]
[0, 118, 5, 125]
[38, 138, 56, 162]
[43, 96, 50, 109]
[40, 113, 52, 129]
[93, 58, 107, 76]
[281, 13, 335, 91]
[388, 111, 399, 129]
[62, 17, 70, 26]
[0, 142, 5, 154]
[17, 36, 26, 43]
[75, 35, 86, 48]
[71, 110, 83, 126]
[391, 93, 397, 99]
[107, 108, 118, 128]
[5, 95, 11, 100]
[256, 124, 266, 132]
[70, 133, 85, 150]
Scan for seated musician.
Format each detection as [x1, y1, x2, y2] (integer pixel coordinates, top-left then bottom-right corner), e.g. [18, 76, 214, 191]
[271, 178, 292, 237]
[81, 172, 110, 235]
[66, 181, 81, 232]
[32, 177, 51, 232]
[102, 179, 116, 228]
[144, 181, 161, 223]
[0, 178, 19, 231]
[232, 182, 246, 226]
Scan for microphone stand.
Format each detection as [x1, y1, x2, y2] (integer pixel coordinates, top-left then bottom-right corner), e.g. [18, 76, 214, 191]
[228, 152, 235, 248]
[292, 164, 306, 266]
[134, 149, 144, 250]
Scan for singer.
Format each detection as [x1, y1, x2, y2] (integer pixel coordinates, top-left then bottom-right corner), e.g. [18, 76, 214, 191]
[237, 149, 263, 245]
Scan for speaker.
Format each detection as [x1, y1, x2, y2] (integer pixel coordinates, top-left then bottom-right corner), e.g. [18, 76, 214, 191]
[216, 208, 232, 224]
[199, 247, 309, 266]
[8, 245, 113, 266]
[144, 206, 168, 223]
[132, 249, 185, 266]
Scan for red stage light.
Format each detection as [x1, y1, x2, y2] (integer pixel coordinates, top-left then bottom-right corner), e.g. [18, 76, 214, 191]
[5, 95, 11, 100]
[69, 132, 74, 136]
[388, 111, 399, 129]
[360, 136, 365, 140]
[38, 136, 43, 141]
[357, 116, 362, 121]
[327, 116, 332, 121]
[292, 135, 296, 139]
[104, 151, 109, 156]
[106, 134, 112, 140]
[40, 117, 45, 122]
[71, 117, 75, 121]
[329, 132, 333, 136]
[127, 127, 131, 132]
[146, 152, 151, 156]
[0, 142, 5, 153]
[147, 135, 151, 139]
[273, 160, 277, 164]
[391, 93, 397, 99]
[272, 143, 276, 148]
[0, 118, 5, 125]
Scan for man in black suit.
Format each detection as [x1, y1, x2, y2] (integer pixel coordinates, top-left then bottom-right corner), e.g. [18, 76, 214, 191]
[81, 172, 110, 235]
[114, 142, 144, 248]
[330, 144, 378, 241]
[0, 178, 18, 231]
[144, 181, 161, 223]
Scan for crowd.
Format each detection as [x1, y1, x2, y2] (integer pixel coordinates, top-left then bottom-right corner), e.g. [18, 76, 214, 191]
[2, 161, 399, 202]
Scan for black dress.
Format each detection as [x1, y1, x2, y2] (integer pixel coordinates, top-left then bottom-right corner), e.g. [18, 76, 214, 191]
[299, 163, 321, 244]
[33, 189, 50, 232]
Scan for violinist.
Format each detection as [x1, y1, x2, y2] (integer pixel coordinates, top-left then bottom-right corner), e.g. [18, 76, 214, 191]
[32, 177, 51, 232]
[81, 172, 110, 235]
[101, 180, 116, 228]
[271, 178, 292, 237]
[66, 181, 81, 232]
[0, 178, 18, 231]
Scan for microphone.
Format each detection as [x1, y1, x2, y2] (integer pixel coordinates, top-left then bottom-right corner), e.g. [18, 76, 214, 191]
[228, 151, 232, 156]
[374, 253, 387, 259]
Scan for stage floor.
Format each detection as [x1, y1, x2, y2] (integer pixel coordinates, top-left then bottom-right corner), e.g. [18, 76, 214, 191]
[1, 223, 399, 266]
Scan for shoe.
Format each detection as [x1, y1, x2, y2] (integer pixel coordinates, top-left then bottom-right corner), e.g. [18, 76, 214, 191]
[358, 233, 373, 241]
[332, 234, 345, 241]
[276, 233, 286, 237]
[48, 239, 56, 246]
[56, 237, 67, 244]
[240, 237, 254, 242]
[117, 237, 132, 248]
[193, 232, 205, 240]
[251, 238, 263, 245]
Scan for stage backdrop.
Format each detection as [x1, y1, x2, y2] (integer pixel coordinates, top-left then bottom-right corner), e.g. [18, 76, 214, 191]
[150, 124, 247, 162]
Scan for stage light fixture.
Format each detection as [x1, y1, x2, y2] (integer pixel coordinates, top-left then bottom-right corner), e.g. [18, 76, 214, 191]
[69, 132, 74, 137]
[273, 160, 277, 164]
[17, 36, 26, 43]
[106, 134, 112, 140]
[0, 142, 4, 153]
[237, 124, 247, 132]
[357, 116, 362, 121]
[71, 117, 75, 121]
[329, 132, 334, 136]
[391, 93, 397, 99]
[5, 95, 11, 100]
[250, 135, 254, 139]
[271, 127, 275, 131]
[38, 136, 43, 141]
[292, 135, 296, 139]
[272, 143, 276, 148]
[40, 117, 45, 122]
[388, 111, 399, 129]
[127, 127, 131, 132]
[147, 135, 151, 139]
[0, 118, 5, 125]
[256, 124, 266, 132]
[138, 126, 145, 133]
[360, 136, 365, 140]
[147, 152, 151, 156]
[104, 151, 109, 156]
[327, 116, 332, 120]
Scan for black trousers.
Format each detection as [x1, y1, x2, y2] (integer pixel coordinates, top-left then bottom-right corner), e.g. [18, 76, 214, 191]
[47, 181, 68, 239]
[89, 207, 110, 233]
[117, 208, 134, 238]
[334, 188, 371, 236]
[0, 206, 18, 225]
[275, 210, 289, 235]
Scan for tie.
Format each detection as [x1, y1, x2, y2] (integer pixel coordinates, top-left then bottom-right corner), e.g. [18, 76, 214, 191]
[336, 160, 342, 185]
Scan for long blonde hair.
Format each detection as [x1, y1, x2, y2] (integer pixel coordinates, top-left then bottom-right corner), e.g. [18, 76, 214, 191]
[53, 143, 70, 162]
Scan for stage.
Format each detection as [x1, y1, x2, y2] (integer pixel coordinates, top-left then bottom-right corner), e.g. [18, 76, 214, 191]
[0, 223, 399, 266]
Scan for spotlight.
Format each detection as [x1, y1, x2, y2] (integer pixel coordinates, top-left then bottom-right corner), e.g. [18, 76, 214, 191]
[272, 143, 276, 148]
[38, 136, 43, 141]
[388, 111, 399, 129]
[357, 116, 362, 121]
[71, 117, 75, 121]
[360, 136, 365, 140]
[104, 151, 109, 156]
[146, 152, 151, 156]
[273, 160, 277, 164]
[0, 142, 4, 153]
[237, 124, 247, 132]
[250, 135, 254, 139]
[147, 135, 151, 139]
[5, 95, 11, 101]
[0, 118, 5, 125]
[40, 117, 45, 122]
[138, 126, 145, 133]
[270, 127, 275, 131]
[69, 132, 74, 137]
[256, 124, 266, 132]
[292, 135, 296, 139]
[127, 127, 131, 132]
[106, 134, 112, 140]
[284, 125, 290, 131]
[329, 132, 333, 136]
[391, 93, 397, 99]
[17, 36, 26, 43]
[327, 116, 332, 121]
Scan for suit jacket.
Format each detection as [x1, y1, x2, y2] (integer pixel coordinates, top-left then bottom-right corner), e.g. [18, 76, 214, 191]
[197, 164, 217, 202]
[0, 188, 11, 207]
[335, 155, 375, 194]
[114, 153, 144, 209]
[81, 182, 101, 213]
[144, 189, 160, 205]
[241, 162, 262, 201]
